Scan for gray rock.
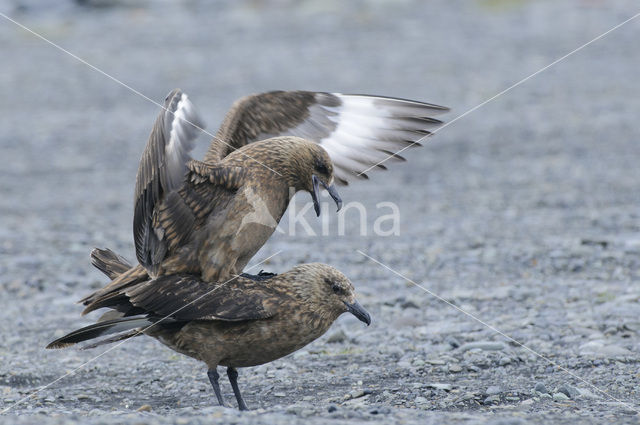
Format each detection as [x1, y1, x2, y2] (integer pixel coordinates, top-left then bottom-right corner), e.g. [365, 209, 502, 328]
[579, 341, 633, 357]
[426, 383, 452, 392]
[557, 384, 581, 399]
[458, 341, 507, 352]
[414, 396, 429, 405]
[552, 392, 569, 401]
[446, 336, 461, 349]
[483, 394, 500, 405]
[449, 364, 463, 373]
[534, 382, 549, 394]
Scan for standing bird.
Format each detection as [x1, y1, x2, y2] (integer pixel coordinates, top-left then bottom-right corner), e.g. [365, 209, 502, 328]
[47, 249, 371, 411]
[87, 89, 447, 304]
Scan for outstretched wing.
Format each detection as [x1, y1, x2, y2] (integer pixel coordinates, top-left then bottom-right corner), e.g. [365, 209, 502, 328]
[133, 89, 204, 271]
[205, 91, 448, 185]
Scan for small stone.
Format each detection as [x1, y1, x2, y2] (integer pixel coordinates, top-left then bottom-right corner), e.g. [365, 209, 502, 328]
[483, 395, 500, 405]
[553, 392, 569, 401]
[446, 336, 461, 349]
[558, 384, 580, 399]
[349, 389, 370, 399]
[449, 364, 462, 373]
[136, 404, 152, 412]
[426, 383, 452, 392]
[274, 392, 286, 397]
[499, 356, 512, 366]
[400, 299, 420, 309]
[576, 388, 598, 399]
[579, 341, 632, 357]
[414, 396, 429, 405]
[534, 382, 548, 394]
[459, 341, 506, 352]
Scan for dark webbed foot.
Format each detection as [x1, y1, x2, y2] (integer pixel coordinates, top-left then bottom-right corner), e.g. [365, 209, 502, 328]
[207, 369, 225, 407]
[227, 367, 248, 411]
[240, 270, 278, 281]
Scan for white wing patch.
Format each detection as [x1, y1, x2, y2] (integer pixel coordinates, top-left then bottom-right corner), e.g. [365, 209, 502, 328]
[163, 93, 204, 192]
[315, 93, 447, 184]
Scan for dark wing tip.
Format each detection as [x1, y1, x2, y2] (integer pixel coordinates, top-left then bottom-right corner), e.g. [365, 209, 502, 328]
[344, 93, 449, 112]
[45, 340, 74, 349]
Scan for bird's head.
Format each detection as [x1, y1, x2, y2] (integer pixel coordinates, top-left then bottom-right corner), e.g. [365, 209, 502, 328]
[290, 263, 371, 326]
[286, 140, 342, 216]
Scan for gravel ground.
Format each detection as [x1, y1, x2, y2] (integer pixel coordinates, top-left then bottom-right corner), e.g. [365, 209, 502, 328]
[1, 0, 640, 423]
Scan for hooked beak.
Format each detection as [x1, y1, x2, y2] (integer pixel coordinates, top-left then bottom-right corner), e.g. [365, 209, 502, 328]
[311, 174, 342, 217]
[344, 300, 371, 326]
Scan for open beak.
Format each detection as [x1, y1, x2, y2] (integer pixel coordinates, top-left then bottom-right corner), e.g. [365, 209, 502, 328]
[311, 174, 343, 217]
[344, 300, 371, 326]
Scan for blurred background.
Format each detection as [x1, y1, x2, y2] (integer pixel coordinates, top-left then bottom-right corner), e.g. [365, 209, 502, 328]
[1, 0, 639, 420]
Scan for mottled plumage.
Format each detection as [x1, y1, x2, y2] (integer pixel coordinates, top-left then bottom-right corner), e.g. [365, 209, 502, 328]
[48, 249, 371, 410]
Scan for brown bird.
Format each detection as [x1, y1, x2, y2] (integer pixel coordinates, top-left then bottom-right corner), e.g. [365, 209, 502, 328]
[47, 248, 371, 410]
[100, 89, 447, 297]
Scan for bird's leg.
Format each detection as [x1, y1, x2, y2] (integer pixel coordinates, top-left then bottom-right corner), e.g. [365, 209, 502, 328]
[207, 368, 226, 407]
[226, 367, 248, 411]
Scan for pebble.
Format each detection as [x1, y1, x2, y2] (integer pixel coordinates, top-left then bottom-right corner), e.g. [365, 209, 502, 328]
[449, 364, 462, 373]
[414, 396, 429, 405]
[557, 384, 580, 399]
[498, 356, 512, 366]
[426, 383, 452, 392]
[446, 336, 461, 349]
[534, 382, 549, 394]
[458, 341, 506, 352]
[552, 392, 569, 401]
[579, 341, 633, 358]
[483, 395, 500, 405]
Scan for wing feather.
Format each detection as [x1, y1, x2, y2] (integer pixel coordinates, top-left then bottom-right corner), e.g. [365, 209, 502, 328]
[133, 89, 205, 271]
[208, 91, 447, 185]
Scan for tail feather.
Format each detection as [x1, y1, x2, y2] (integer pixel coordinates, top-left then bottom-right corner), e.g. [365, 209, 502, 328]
[80, 330, 142, 350]
[90, 248, 133, 280]
[46, 317, 151, 349]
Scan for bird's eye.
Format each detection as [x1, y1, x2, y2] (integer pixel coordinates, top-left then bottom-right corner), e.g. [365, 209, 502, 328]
[315, 159, 329, 175]
[332, 284, 341, 294]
